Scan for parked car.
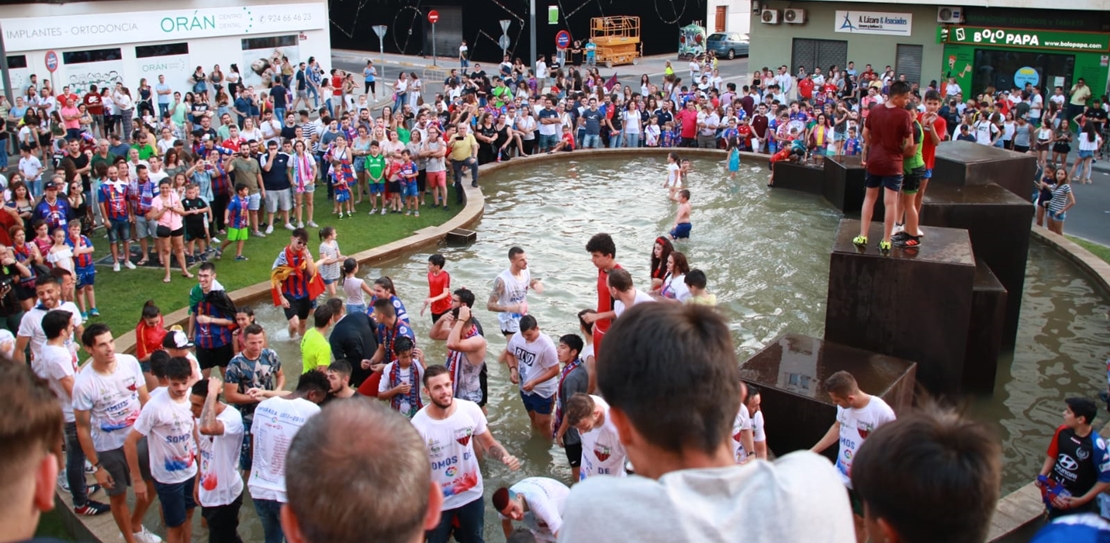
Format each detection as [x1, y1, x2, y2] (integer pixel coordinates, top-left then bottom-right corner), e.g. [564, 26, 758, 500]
[706, 33, 749, 60]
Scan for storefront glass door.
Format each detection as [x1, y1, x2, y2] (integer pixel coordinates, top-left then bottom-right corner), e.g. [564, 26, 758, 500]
[972, 49, 1074, 96]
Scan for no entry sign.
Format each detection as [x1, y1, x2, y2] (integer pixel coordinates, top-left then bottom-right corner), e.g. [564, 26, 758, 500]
[428, 10, 439, 24]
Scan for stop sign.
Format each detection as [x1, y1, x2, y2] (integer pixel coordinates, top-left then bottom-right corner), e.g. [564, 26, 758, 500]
[428, 10, 439, 24]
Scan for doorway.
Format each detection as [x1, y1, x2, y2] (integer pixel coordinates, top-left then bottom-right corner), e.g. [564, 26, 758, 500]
[715, 6, 727, 33]
[972, 49, 1074, 97]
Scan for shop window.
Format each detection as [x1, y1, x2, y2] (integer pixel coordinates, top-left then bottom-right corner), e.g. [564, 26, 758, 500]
[242, 35, 297, 51]
[791, 39, 847, 77]
[972, 49, 1074, 97]
[136, 43, 189, 58]
[62, 48, 123, 64]
[6, 55, 27, 69]
[895, 45, 923, 87]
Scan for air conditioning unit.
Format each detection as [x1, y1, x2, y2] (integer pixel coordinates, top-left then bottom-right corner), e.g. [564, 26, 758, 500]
[784, 9, 807, 24]
[937, 6, 964, 24]
[761, 9, 781, 25]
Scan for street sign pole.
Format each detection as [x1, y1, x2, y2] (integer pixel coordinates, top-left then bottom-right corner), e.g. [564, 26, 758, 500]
[529, 0, 537, 73]
[500, 20, 511, 59]
[428, 10, 440, 66]
[372, 25, 388, 98]
[0, 23, 14, 107]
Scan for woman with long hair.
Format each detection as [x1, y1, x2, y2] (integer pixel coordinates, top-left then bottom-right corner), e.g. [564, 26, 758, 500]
[1071, 121, 1101, 183]
[114, 86, 135, 142]
[148, 178, 191, 283]
[1051, 119, 1072, 166]
[649, 237, 674, 292]
[137, 78, 154, 118]
[6, 179, 33, 223]
[290, 139, 317, 227]
[1042, 165, 1075, 235]
[660, 251, 692, 302]
[392, 72, 409, 113]
[408, 72, 422, 110]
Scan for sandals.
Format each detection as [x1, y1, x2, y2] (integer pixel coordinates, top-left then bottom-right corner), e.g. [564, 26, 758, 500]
[894, 235, 921, 248]
[136, 259, 149, 266]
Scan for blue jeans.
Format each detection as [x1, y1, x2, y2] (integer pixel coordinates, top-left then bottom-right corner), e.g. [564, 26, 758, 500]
[609, 132, 624, 148]
[254, 498, 284, 543]
[393, 93, 407, 113]
[582, 134, 600, 149]
[0, 139, 7, 169]
[428, 496, 485, 543]
[158, 103, 170, 117]
[274, 108, 286, 122]
[64, 422, 91, 507]
[307, 84, 320, 108]
[625, 133, 641, 148]
[451, 157, 479, 203]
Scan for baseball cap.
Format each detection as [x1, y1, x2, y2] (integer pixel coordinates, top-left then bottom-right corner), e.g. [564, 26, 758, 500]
[162, 330, 195, 349]
[44, 181, 60, 190]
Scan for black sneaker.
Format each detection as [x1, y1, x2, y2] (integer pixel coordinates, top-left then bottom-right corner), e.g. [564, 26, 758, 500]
[74, 499, 111, 516]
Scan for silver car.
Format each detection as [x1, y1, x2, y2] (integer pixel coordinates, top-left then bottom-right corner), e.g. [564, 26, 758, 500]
[706, 33, 749, 60]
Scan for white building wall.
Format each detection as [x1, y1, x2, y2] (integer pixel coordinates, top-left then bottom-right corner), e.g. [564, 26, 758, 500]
[0, 0, 330, 96]
[707, 0, 753, 36]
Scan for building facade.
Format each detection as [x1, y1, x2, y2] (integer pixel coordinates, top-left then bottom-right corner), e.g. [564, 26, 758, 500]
[1, 0, 331, 96]
[707, 0, 753, 36]
[748, 0, 1110, 98]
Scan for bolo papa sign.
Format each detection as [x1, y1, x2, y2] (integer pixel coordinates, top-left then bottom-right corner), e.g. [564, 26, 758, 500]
[946, 26, 1110, 53]
[0, 3, 327, 53]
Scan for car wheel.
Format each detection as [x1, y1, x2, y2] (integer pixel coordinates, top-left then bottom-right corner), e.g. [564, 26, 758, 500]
[728, 49, 735, 60]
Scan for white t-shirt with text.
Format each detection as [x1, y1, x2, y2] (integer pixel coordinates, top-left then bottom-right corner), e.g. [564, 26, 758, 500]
[71, 354, 144, 452]
[248, 397, 321, 502]
[411, 399, 488, 510]
[579, 395, 627, 481]
[34, 343, 80, 423]
[835, 396, 896, 488]
[197, 406, 245, 507]
[507, 332, 559, 398]
[132, 390, 198, 484]
[504, 477, 570, 542]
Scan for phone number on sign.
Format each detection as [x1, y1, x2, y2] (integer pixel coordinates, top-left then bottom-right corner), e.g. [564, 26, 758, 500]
[260, 13, 313, 24]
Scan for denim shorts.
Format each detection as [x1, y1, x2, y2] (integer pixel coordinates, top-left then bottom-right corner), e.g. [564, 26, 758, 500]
[538, 133, 559, 150]
[1049, 210, 1066, 221]
[403, 183, 419, 198]
[520, 390, 555, 415]
[108, 218, 131, 243]
[154, 475, 197, 528]
[248, 192, 261, 211]
[1079, 150, 1094, 159]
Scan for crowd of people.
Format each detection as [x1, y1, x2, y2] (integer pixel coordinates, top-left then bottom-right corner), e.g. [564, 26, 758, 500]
[2, 47, 1110, 543]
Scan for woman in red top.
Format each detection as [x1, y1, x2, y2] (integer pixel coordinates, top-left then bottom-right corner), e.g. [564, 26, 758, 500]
[331, 69, 345, 116]
[135, 299, 167, 390]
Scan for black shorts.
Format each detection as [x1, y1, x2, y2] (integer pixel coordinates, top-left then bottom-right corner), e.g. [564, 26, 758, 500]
[901, 167, 925, 194]
[565, 442, 583, 467]
[416, 170, 427, 193]
[388, 180, 401, 195]
[283, 294, 314, 321]
[185, 222, 207, 241]
[197, 343, 234, 370]
[479, 363, 488, 407]
[431, 310, 448, 324]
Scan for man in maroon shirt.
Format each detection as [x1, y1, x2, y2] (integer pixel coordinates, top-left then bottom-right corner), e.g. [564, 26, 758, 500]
[83, 85, 105, 138]
[676, 100, 699, 148]
[751, 104, 769, 153]
[856, 81, 913, 252]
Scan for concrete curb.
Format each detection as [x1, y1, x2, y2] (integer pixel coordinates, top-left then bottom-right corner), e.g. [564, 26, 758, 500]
[1030, 227, 1110, 298]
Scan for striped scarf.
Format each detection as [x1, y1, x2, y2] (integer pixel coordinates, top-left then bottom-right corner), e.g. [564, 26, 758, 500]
[389, 359, 423, 418]
[552, 358, 583, 439]
[292, 152, 314, 191]
[446, 324, 479, 396]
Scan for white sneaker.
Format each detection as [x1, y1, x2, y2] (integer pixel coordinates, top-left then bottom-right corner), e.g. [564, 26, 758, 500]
[85, 460, 96, 473]
[297, 221, 305, 228]
[284, 222, 295, 231]
[113, 262, 121, 272]
[57, 469, 69, 491]
[133, 526, 163, 543]
[210, 237, 221, 244]
[381, 208, 387, 215]
[124, 260, 137, 270]
[307, 221, 319, 228]
[265, 224, 274, 235]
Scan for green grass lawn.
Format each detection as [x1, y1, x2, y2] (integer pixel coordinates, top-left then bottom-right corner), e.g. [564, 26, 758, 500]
[85, 189, 459, 341]
[1068, 236, 1110, 266]
[35, 508, 73, 541]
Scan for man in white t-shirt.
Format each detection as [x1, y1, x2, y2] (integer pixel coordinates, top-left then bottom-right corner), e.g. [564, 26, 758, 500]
[811, 370, 897, 543]
[493, 477, 570, 542]
[414, 365, 521, 543]
[189, 376, 245, 543]
[567, 394, 628, 481]
[248, 371, 328, 543]
[488, 246, 544, 336]
[746, 385, 768, 460]
[973, 116, 1000, 146]
[14, 275, 83, 365]
[73, 323, 160, 543]
[125, 357, 198, 543]
[502, 314, 560, 434]
[559, 303, 854, 543]
[35, 309, 109, 516]
[280, 397, 446, 543]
